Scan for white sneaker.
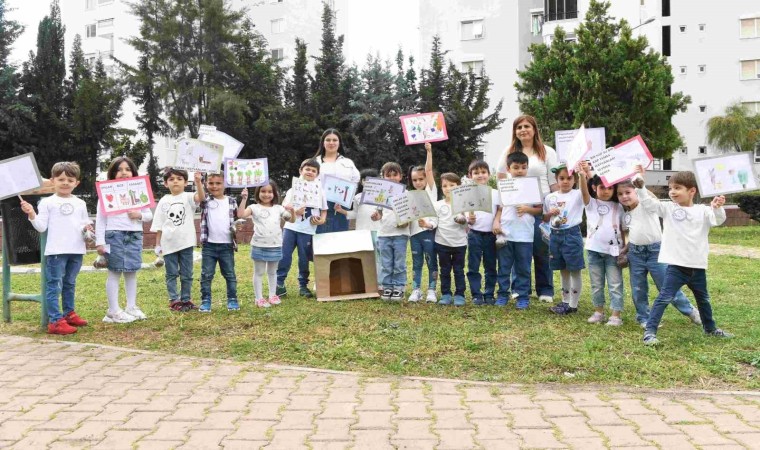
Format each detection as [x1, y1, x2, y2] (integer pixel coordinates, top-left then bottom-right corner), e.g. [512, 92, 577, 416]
[511, 293, 519, 300]
[426, 289, 437, 303]
[688, 309, 702, 326]
[539, 295, 554, 303]
[408, 289, 422, 302]
[606, 316, 623, 326]
[102, 310, 137, 324]
[587, 312, 606, 324]
[124, 306, 147, 320]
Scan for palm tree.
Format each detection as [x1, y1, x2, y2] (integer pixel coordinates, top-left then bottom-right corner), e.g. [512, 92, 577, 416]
[706, 102, 760, 153]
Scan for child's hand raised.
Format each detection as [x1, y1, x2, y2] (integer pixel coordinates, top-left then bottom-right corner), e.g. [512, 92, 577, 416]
[19, 200, 36, 219]
[194, 172, 203, 186]
[424, 142, 432, 152]
[711, 195, 726, 208]
[241, 188, 249, 200]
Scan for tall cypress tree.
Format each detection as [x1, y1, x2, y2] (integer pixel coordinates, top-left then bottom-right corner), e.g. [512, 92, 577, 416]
[310, 1, 348, 131]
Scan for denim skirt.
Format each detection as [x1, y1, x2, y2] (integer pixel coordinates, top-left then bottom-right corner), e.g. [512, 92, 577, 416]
[251, 246, 283, 262]
[105, 230, 143, 272]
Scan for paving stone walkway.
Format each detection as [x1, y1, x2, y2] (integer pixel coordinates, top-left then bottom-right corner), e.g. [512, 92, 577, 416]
[0, 335, 759, 450]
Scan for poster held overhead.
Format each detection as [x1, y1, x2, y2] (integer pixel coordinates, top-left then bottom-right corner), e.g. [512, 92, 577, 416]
[224, 158, 269, 188]
[399, 112, 448, 145]
[391, 190, 437, 225]
[589, 135, 654, 187]
[323, 175, 358, 209]
[0, 153, 44, 201]
[96, 175, 155, 216]
[450, 184, 492, 215]
[692, 152, 760, 197]
[497, 176, 543, 206]
[360, 177, 407, 209]
[198, 125, 244, 160]
[173, 138, 224, 173]
[564, 124, 591, 175]
[555, 126, 606, 163]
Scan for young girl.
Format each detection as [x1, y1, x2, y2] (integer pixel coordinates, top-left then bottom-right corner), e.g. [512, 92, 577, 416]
[434, 173, 468, 306]
[617, 176, 701, 328]
[578, 161, 625, 326]
[407, 142, 438, 303]
[95, 157, 153, 323]
[238, 182, 295, 307]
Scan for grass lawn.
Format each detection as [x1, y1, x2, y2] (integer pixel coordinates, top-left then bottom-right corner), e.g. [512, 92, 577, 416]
[709, 224, 760, 248]
[1, 228, 758, 390]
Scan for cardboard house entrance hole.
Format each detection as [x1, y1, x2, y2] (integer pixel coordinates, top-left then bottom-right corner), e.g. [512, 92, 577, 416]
[312, 230, 380, 301]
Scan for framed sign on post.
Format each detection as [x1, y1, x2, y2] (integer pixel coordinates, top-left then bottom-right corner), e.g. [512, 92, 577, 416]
[399, 112, 448, 145]
[224, 158, 269, 188]
[359, 177, 407, 209]
[173, 138, 224, 173]
[497, 176, 543, 206]
[323, 175, 358, 209]
[693, 152, 760, 197]
[450, 184, 492, 215]
[588, 135, 654, 187]
[96, 175, 155, 216]
[0, 153, 43, 201]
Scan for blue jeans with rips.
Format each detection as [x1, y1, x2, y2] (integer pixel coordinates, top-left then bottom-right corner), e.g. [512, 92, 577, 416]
[410, 229, 437, 290]
[378, 235, 409, 290]
[164, 247, 194, 301]
[587, 250, 625, 311]
[645, 265, 717, 334]
[466, 230, 497, 301]
[200, 242, 237, 302]
[45, 254, 83, 322]
[277, 229, 313, 289]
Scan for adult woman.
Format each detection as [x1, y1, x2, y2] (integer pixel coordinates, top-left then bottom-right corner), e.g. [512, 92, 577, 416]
[314, 128, 360, 233]
[496, 115, 559, 303]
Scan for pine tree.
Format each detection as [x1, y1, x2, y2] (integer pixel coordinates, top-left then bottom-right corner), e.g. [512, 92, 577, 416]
[0, 0, 33, 159]
[311, 1, 349, 131]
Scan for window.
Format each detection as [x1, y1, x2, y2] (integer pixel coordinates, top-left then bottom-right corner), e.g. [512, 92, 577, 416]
[662, 0, 670, 17]
[652, 159, 662, 170]
[461, 20, 484, 40]
[679, 66, 687, 74]
[680, 147, 687, 154]
[271, 48, 284, 61]
[85, 24, 96, 38]
[699, 105, 706, 112]
[461, 60, 484, 73]
[698, 65, 706, 74]
[271, 18, 285, 34]
[98, 0, 113, 4]
[743, 101, 760, 113]
[741, 59, 760, 80]
[698, 23, 706, 32]
[544, 0, 578, 22]
[663, 159, 672, 171]
[679, 25, 686, 33]
[97, 18, 114, 33]
[662, 25, 671, 56]
[741, 18, 760, 38]
[755, 147, 760, 163]
[698, 146, 707, 155]
[564, 33, 577, 43]
[84, 53, 97, 65]
[85, 0, 95, 10]
[531, 12, 543, 36]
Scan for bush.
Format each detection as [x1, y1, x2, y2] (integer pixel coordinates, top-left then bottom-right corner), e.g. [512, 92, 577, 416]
[736, 192, 760, 222]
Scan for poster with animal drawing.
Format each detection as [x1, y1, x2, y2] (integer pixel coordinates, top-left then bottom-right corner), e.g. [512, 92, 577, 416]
[290, 177, 323, 209]
[360, 177, 407, 209]
[555, 126, 606, 165]
[391, 190, 437, 225]
[497, 176, 543, 206]
[323, 175, 358, 209]
[198, 126, 244, 160]
[693, 152, 760, 197]
[173, 138, 224, 173]
[451, 184, 492, 215]
[589, 135, 654, 187]
[96, 175, 155, 216]
[0, 153, 43, 201]
[224, 158, 268, 188]
[399, 112, 449, 145]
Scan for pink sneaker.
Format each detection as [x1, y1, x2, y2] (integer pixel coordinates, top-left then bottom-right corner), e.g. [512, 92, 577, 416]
[255, 298, 271, 308]
[268, 295, 282, 306]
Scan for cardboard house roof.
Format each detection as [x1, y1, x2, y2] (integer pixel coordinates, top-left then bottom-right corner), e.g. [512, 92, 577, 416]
[313, 230, 375, 255]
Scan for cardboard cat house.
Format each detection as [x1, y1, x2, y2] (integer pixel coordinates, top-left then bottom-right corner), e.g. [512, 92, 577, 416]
[312, 230, 380, 301]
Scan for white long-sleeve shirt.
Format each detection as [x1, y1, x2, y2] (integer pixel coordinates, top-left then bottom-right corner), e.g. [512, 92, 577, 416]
[95, 202, 153, 246]
[29, 194, 91, 256]
[347, 193, 381, 232]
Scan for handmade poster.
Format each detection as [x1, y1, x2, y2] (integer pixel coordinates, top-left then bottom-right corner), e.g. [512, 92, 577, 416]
[556, 126, 606, 164]
[0, 153, 43, 201]
[323, 175, 358, 209]
[693, 152, 760, 197]
[198, 125, 244, 160]
[360, 177, 406, 209]
[224, 158, 268, 188]
[451, 184, 492, 215]
[497, 176, 543, 206]
[96, 175, 155, 216]
[391, 190, 437, 225]
[589, 135, 654, 187]
[290, 177, 323, 209]
[173, 138, 224, 173]
[562, 125, 592, 175]
[399, 112, 448, 145]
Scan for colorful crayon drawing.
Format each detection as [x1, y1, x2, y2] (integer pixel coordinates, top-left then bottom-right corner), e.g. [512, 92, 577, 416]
[96, 175, 155, 216]
[360, 177, 407, 209]
[693, 152, 760, 197]
[323, 175, 358, 209]
[173, 138, 224, 173]
[399, 112, 449, 145]
[291, 177, 323, 209]
[224, 158, 269, 188]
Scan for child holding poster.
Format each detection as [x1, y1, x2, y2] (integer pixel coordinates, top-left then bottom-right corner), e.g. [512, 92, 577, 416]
[406, 143, 439, 303]
[20, 161, 92, 335]
[465, 160, 501, 306]
[434, 173, 469, 306]
[95, 157, 153, 323]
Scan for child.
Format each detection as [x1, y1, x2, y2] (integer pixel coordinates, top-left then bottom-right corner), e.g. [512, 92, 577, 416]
[434, 173, 469, 306]
[276, 159, 328, 298]
[493, 152, 542, 308]
[371, 162, 410, 301]
[151, 168, 204, 311]
[198, 173, 239, 312]
[617, 178, 702, 328]
[466, 160, 501, 306]
[406, 143, 439, 303]
[632, 171, 732, 345]
[95, 157, 153, 323]
[578, 162, 625, 326]
[544, 164, 585, 315]
[20, 161, 91, 335]
[239, 182, 295, 307]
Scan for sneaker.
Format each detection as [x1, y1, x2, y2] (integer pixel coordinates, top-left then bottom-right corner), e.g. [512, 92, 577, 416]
[390, 289, 404, 301]
[511, 293, 519, 300]
[227, 299, 240, 311]
[484, 297, 496, 306]
[199, 301, 212, 313]
[439, 294, 452, 305]
[453, 295, 466, 307]
[255, 298, 270, 308]
[299, 286, 314, 298]
[550, 302, 578, 315]
[606, 316, 623, 326]
[643, 333, 659, 346]
[706, 328, 734, 338]
[268, 295, 282, 306]
[495, 297, 508, 307]
[276, 285, 287, 297]
[48, 318, 77, 335]
[102, 310, 137, 324]
[539, 295, 554, 303]
[408, 289, 422, 303]
[639, 321, 647, 329]
[169, 300, 184, 311]
[380, 288, 392, 301]
[124, 306, 147, 320]
[180, 301, 196, 312]
[425, 289, 437, 303]
[587, 312, 605, 324]
[688, 309, 702, 326]
[64, 311, 88, 327]
[472, 294, 485, 306]
[515, 298, 529, 310]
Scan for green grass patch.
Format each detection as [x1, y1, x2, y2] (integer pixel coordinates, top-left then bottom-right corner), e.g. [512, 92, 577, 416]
[709, 225, 760, 248]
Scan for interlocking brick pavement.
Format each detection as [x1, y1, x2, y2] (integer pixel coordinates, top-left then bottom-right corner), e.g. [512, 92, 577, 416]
[1, 335, 759, 449]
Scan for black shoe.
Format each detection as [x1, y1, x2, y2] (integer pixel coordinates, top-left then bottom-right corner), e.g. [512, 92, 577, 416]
[276, 285, 287, 297]
[299, 286, 314, 298]
[550, 302, 577, 315]
[705, 328, 734, 338]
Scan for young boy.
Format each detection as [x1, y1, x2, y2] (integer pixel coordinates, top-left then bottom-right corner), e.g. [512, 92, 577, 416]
[492, 152, 543, 309]
[632, 170, 732, 345]
[151, 168, 204, 311]
[276, 159, 327, 298]
[20, 161, 92, 335]
[199, 173, 239, 312]
[466, 160, 501, 305]
[371, 162, 410, 301]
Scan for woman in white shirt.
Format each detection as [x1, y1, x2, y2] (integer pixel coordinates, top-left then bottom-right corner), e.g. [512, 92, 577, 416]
[314, 128, 360, 234]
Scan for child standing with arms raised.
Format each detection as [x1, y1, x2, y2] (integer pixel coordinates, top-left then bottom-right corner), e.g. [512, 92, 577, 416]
[20, 162, 92, 334]
[435, 173, 469, 306]
[406, 143, 438, 303]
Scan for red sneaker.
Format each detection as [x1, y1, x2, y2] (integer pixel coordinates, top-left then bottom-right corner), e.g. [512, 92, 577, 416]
[48, 318, 77, 335]
[64, 311, 88, 327]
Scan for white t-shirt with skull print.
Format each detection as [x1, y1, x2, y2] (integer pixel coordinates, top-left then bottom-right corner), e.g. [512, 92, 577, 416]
[151, 192, 198, 255]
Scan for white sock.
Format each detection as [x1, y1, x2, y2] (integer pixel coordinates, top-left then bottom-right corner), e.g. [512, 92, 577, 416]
[106, 271, 121, 314]
[569, 271, 583, 308]
[267, 261, 278, 298]
[124, 272, 137, 309]
[560, 271, 571, 303]
[253, 260, 267, 300]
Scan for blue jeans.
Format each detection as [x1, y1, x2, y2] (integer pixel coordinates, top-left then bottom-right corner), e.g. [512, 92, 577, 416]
[532, 219, 554, 297]
[497, 241, 532, 302]
[164, 247, 194, 301]
[317, 202, 349, 234]
[467, 231, 497, 300]
[378, 235, 409, 289]
[411, 230, 437, 290]
[587, 250, 625, 311]
[645, 265, 716, 334]
[628, 243, 694, 324]
[436, 243, 466, 297]
[277, 229, 313, 288]
[200, 243, 237, 302]
[45, 254, 83, 322]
